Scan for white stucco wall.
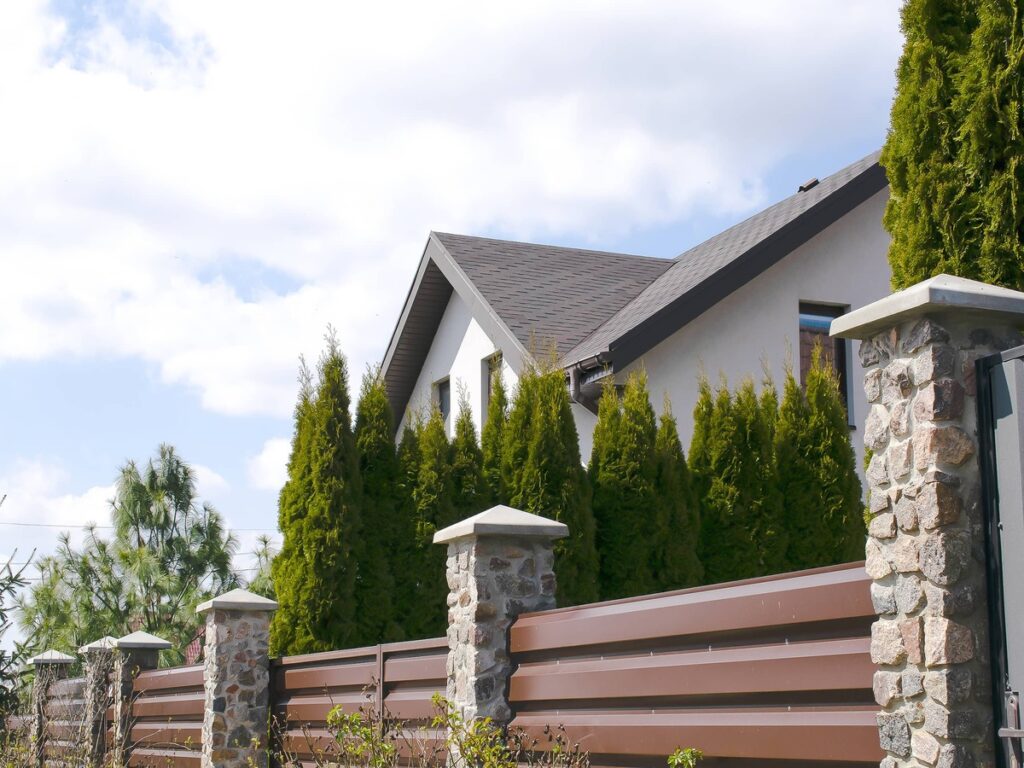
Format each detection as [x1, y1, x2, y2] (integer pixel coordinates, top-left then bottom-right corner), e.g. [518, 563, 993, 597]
[398, 292, 519, 436]
[616, 189, 892, 475]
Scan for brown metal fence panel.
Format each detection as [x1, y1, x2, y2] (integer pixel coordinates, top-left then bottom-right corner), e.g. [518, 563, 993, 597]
[272, 637, 447, 765]
[44, 675, 86, 763]
[508, 562, 881, 768]
[127, 664, 204, 767]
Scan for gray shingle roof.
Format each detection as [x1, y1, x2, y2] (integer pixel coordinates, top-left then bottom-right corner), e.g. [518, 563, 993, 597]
[562, 150, 886, 367]
[433, 233, 672, 358]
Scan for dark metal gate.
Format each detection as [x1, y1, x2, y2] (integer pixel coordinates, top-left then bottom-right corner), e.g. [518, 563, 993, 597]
[977, 346, 1024, 767]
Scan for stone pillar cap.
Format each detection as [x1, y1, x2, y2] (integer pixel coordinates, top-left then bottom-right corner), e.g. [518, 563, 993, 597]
[433, 505, 569, 544]
[78, 636, 117, 654]
[116, 631, 172, 650]
[196, 587, 279, 615]
[831, 273, 1024, 340]
[27, 649, 75, 666]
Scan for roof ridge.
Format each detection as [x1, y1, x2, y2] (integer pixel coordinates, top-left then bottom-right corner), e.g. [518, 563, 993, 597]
[431, 231, 670, 265]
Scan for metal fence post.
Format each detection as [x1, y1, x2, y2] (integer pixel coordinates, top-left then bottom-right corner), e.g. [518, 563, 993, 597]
[27, 650, 74, 768]
[434, 505, 567, 727]
[832, 274, 1024, 767]
[196, 588, 278, 768]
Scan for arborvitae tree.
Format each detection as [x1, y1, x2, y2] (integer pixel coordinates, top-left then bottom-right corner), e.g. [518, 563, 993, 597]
[354, 368, 409, 641]
[506, 366, 599, 605]
[654, 404, 703, 589]
[755, 377, 787, 575]
[481, 371, 509, 505]
[272, 337, 363, 654]
[412, 407, 454, 636]
[270, 360, 315, 656]
[451, 393, 487, 520]
[956, 0, 1024, 289]
[396, 416, 426, 635]
[693, 380, 762, 584]
[775, 366, 825, 571]
[591, 372, 658, 599]
[805, 351, 865, 564]
[881, 0, 979, 287]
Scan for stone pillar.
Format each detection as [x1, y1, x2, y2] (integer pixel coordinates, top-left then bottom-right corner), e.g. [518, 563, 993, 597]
[78, 637, 117, 768]
[833, 274, 1024, 768]
[27, 651, 75, 768]
[196, 588, 278, 768]
[111, 631, 171, 768]
[434, 505, 567, 726]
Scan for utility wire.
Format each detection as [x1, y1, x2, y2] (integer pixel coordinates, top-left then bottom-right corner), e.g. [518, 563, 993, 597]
[0, 520, 277, 532]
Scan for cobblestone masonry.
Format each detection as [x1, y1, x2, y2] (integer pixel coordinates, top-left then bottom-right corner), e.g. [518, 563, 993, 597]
[112, 648, 160, 768]
[859, 317, 1022, 768]
[445, 535, 557, 725]
[201, 609, 272, 768]
[30, 662, 68, 768]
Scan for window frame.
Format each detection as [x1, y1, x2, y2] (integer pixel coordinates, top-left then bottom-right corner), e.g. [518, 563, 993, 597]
[798, 301, 854, 427]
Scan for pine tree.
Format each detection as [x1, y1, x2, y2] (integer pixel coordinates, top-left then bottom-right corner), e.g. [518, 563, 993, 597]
[506, 366, 599, 605]
[354, 367, 408, 642]
[805, 351, 866, 564]
[481, 370, 509, 505]
[271, 337, 363, 654]
[591, 373, 658, 599]
[881, 0, 979, 287]
[412, 407, 454, 637]
[451, 393, 487, 520]
[654, 404, 703, 589]
[956, 0, 1024, 289]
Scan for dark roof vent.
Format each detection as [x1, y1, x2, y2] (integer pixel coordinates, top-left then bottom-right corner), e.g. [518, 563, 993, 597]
[798, 177, 819, 193]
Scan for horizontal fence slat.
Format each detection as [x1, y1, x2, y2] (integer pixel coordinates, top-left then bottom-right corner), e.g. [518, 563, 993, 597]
[131, 692, 205, 720]
[508, 562, 880, 766]
[133, 665, 204, 694]
[510, 710, 881, 763]
[128, 747, 201, 767]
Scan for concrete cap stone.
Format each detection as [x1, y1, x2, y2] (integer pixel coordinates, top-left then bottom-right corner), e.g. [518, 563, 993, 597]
[831, 274, 1024, 339]
[116, 631, 172, 650]
[78, 636, 117, 654]
[27, 650, 75, 665]
[433, 505, 569, 544]
[196, 587, 279, 615]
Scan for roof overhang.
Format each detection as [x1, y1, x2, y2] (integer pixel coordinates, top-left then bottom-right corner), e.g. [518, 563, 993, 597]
[381, 233, 532, 427]
[576, 161, 889, 374]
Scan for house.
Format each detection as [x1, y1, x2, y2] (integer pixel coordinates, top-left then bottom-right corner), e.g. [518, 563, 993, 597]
[381, 150, 890, 471]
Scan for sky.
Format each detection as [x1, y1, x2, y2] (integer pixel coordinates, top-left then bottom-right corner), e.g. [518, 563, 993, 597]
[0, 0, 904, 644]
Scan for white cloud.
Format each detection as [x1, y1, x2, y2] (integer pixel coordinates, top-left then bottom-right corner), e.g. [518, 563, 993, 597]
[0, 0, 902, 418]
[192, 463, 230, 498]
[247, 438, 290, 493]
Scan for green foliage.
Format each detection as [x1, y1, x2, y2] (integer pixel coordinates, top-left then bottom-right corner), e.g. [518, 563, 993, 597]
[19, 445, 239, 664]
[654, 404, 703, 589]
[1, 552, 29, 722]
[246, 535, 277, 599]
[881, 0, 1024, 289]
[668, 747, 703, 768]
[505, 366, 599, 606]
[591, 373, 659, 599]
[451, 393, 487, 520]
[271, 335, 363, 654]
[355, 367, 408, 642]
[805, 352, 866, 564]
[481, 370, 509, 505]
[412, 407, 454, 637]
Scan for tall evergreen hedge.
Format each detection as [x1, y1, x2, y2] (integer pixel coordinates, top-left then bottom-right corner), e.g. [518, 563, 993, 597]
[451, 394, 487, 520]
[591, 373, 658, 599]
[654, 404, 703, 589]
[412, 407, 454, 637]
[271, 338, 363, 654]
[481, 371, 508, 505]
[505, 366, 599, 605]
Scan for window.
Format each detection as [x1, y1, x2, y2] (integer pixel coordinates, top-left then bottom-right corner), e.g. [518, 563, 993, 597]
[799, 302, 851, 415]
[434, 377, 451, 427]
[481, 352, 502, 425]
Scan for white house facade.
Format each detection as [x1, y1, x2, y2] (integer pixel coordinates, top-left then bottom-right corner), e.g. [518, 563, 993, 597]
[383, 151, 892, 474]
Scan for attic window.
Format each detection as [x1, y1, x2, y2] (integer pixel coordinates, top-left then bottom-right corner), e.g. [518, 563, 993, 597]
[434, 377, 451, 428]
[798, 178, 819, 193]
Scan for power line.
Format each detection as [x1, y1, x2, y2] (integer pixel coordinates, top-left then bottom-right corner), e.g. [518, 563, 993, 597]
[0, 520, 277, 532]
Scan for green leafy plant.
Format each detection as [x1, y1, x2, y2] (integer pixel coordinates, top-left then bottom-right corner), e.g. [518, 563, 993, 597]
[668, 746, 703, 768]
